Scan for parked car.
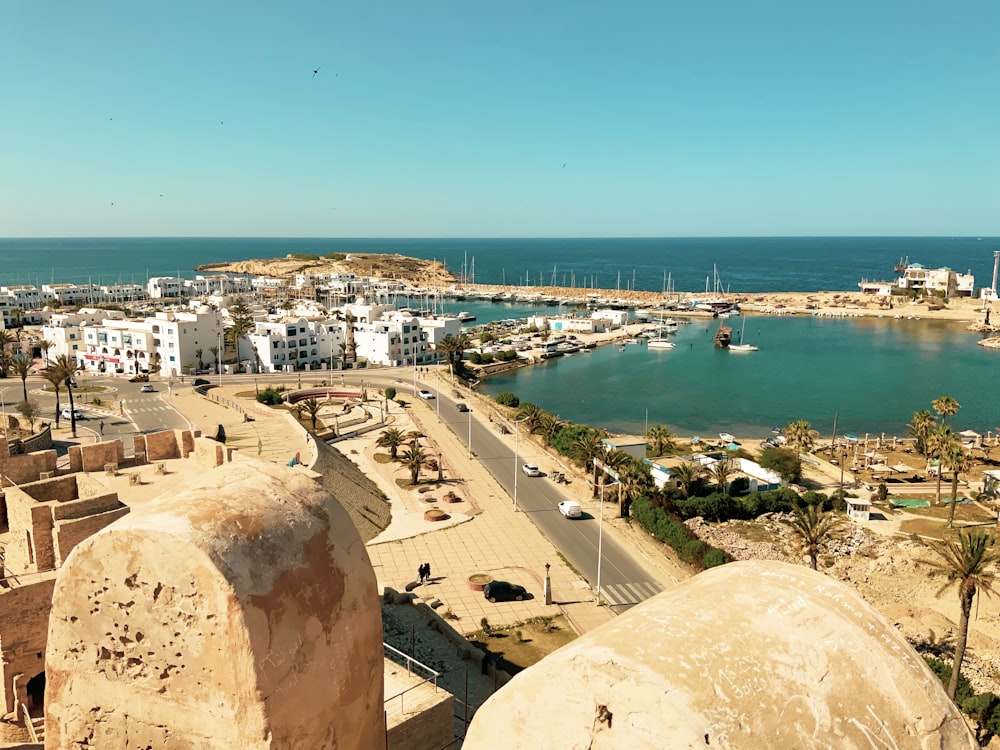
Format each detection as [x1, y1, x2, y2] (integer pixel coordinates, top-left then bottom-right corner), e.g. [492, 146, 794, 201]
[418, 390, 435, 400]
[521, 463, 542, 477]
[140, 384, 155, 392]
[558, 500, 582, 518]
[483, 581, 527, 603]
[61, 408, 84, 420]
[129, 374, 149, 382]
[456, 402, 469, 412]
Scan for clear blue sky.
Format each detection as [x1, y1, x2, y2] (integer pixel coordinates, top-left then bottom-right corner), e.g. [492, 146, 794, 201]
[3, 1, 999, 237]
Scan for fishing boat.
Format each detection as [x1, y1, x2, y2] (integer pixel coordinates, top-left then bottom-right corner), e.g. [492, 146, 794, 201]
[457, 311, 476, 322]
[728, 316, 758, 352]
[719, 432, 737, 443]
[714, 325, 732, 348]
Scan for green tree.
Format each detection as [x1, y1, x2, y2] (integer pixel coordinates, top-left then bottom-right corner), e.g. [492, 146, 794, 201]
[402, 443, 428, 485]
[924, 530, 1000, 700]
[537, 412, 563, 444]
[670, 461, 704, 498]
[11, 352, 32, 402]
[647, 424, 676, 457]
[38, 338, 53, 367]
[941, 442, 973, 529]
[572, 431, 607, 495]
[195, 348, 204, 371]
[227, 297, 255, 370]
[927, 424, 956, 506]
[17, 399, 40, 432]
[300, 397, 322, 431]
[495, 392, 519, 408]
[782, 419, 816, 453]
[209, 345, 221, 375]
[0, 329, 17, 377]
[516, 403, 544, 434]
[377, 427, 406, 459]
[42, 368, 64, 427]
[759, 446, 802, 483]
[908, 409, 937, 456]
[781, 501, 844, 571]
[932, 395, 961, 427]
[52, 354, 81, 437]
[710, 459, 734, 495]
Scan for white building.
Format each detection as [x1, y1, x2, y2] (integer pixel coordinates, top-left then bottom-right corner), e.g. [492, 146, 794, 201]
[418, 315, 463, 349]
[76, 308, 223, 377]
[246, 317, 344, 373]
[42, 283, 101, 307]
[186, 274, 251, 297]
[41, 309, 124, 363]
[353, 312, 432, 367]
[147, 277, 187, 300]
[591, 309, 630, 328]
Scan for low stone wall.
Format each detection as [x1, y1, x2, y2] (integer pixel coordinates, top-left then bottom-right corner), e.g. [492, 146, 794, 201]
[69, 440, 126, 474]
[0, 449, 57, 485]
[53, 506, 130, 567]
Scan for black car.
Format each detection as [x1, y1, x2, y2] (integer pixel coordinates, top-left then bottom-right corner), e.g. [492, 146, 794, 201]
[483, 581, 527, 603]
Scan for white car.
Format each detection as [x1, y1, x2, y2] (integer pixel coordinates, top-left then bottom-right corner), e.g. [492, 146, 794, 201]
[140, 384, 155, 393]
[521, 463, 542, 477]
[418, 390, 435, 400]
[558, 500, 582, 518]
[61, 408, 84, 420]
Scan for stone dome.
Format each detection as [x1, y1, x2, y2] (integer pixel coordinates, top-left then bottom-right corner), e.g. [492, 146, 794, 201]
[45, 460, 383, 749]
[465, 560, 977, 749]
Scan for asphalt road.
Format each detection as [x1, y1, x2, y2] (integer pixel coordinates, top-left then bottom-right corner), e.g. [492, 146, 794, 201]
[427, 381, 664, 611]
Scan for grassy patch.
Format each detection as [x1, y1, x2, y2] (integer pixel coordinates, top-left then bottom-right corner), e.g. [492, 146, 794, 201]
[468, 615, 577, 673]
[374, 453, 395, 464]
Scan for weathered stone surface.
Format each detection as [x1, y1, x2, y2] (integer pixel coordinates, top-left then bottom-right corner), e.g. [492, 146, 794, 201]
[45, 460, 384, 749]
[465, 561, 978, 749]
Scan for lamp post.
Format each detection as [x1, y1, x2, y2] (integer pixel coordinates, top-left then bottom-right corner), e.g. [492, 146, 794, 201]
[218, 330, 223, 387]
[544, 562, 552, 605]
[468, 402, 472, 459]
[512, 415, 530, 512]
[435, 368, 440, 421]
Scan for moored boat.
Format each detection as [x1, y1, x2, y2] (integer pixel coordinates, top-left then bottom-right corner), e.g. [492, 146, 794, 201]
[714, 326, 732, 348]
[647, 338, 676, 349]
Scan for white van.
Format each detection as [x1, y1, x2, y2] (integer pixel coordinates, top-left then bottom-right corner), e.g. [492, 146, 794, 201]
[558, 501, 582, 519]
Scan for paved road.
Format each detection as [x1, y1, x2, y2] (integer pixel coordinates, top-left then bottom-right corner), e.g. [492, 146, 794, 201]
[423, 382, 663, 611]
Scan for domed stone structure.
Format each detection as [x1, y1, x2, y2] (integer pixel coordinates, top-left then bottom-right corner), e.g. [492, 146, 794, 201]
[45, 460, 383, 749]
[466, 560, 977, 749]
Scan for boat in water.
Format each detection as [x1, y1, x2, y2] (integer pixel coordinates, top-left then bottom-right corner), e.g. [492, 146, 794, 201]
[714, 325, 732, 348]
[647, 338, 676, 350]
[457, 311, 477, 322]
[728, 317, 758, 352]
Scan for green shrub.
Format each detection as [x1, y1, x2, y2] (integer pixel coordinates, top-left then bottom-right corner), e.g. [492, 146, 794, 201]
[322, 252, 347, 261]
[384, 387, 396, 400]
[291, 253, 320, 260]
[468, 351, 482, 365]
[631, 496, 729, 571]
[703, 548, 730, 568]
[495, 392, 520, 407]
[495, 349, 518, 362]
[256, 388, 283, 406]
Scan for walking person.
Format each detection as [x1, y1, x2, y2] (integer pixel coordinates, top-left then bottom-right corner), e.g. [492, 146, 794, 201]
[99, 420, 104, 436]
[423, 562, 431, 582]
[417, 563, 426, 584]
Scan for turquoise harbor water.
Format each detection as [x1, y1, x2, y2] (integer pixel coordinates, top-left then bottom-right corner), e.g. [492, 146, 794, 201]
[1, 236, 998, 437]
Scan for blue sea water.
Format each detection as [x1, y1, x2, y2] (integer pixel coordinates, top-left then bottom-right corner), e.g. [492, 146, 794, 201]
[2, 236, 998, 437]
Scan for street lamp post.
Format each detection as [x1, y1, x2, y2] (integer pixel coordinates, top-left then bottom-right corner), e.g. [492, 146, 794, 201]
[595, 478, 620, 606]
[468, 402, 472, 459]
[435, 368, 440, 421]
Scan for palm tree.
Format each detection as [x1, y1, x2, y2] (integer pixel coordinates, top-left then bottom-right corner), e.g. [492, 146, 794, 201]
[300, 397, 322, 431]
[437, 332, 471, 374]
[227, 297, 256, 371]
[572, 431, 606, 496]
[908, 410, 937, 456]
[209, 345, 220, 375]
[343, 310, 357, 365]
[604, 449, 632, 502]
[402, 443, 427, 485]
[537, 412, 563, 444]
[41, 368, 64, 427]
[376, 427, 406, 459]
[195, 348, 204, 372]
[710, 459, 734, 494]
[0, 329, 16, 377]
[781, 501, 844, 571]
[941, 443, 973, 529]
[52, 354, 80, 437]
[516, 403, 544, 434]
[647, 424, 676, 457]
[618, 462, 652, 514]
[148, 351, 162, 376]
[932, 395, 961, 427]
[11, 352, 32, 402]
[783, 419, 816, 453]
[38, 339, 53, 367]
[924, 530, 999, 700]
[927, 424, 956, 506]
[670, 461, 704, 498]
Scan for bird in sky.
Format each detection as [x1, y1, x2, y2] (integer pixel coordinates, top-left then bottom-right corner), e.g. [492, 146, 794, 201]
[312, 66, 321, 79]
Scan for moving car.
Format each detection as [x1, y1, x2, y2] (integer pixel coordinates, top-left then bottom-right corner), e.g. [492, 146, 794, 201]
[521, 463, 542, 477]
[483, 581, 527, 603]
[61, 408, 84, 420]
[418, 390, 435, 400]
[558, 500, 582, 518]
[140, 384, 155, 392]
[456, 402, 469, 412]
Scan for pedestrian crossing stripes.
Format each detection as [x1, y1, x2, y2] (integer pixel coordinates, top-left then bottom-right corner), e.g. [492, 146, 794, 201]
[597, 580, 663, 607]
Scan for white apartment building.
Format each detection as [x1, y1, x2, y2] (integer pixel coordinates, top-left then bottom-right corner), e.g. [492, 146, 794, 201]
[147, 277, 187, 299]
[76, 308, 223, 377]
[42, 283, 101, 307]
[186, 274, 252, 297]
[246, 318, 345, 373]
[353, 312, 432, 367]
[417, 315, 463, 349]
[896, 264, 975, 298]
[41, 310, 125, 363]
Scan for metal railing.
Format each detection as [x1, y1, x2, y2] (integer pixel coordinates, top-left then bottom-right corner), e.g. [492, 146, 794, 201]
[383, 642, 441, 718]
